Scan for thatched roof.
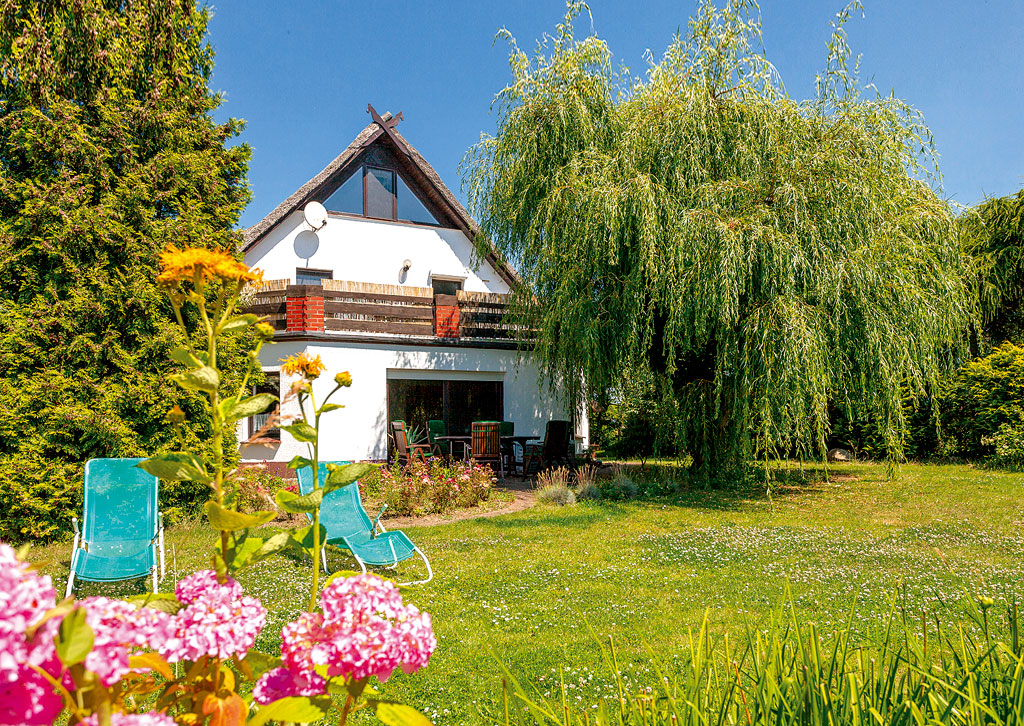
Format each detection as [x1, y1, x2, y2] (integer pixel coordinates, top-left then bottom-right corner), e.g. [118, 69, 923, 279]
[240, 109, 518, 287]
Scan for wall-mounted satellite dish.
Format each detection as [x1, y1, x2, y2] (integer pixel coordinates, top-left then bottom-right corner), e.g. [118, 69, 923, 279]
[303, 201, 328, 231]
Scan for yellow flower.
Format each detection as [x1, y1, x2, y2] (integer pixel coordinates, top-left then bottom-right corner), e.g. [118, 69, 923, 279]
[255, 322, 276, 340]
[156, 246, 263, 287]
[165, 405, 186, 424]
[334, 371, 352, 387]
[281, 352, 325, 380]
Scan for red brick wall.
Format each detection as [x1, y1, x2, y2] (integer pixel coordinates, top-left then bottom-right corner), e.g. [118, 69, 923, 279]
[286, 295, 325, 332]
[434, 304, 460, 338]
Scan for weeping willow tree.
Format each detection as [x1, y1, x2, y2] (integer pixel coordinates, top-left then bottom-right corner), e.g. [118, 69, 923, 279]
[962, 189, 1024, 346]
[464, 1, 972, 479]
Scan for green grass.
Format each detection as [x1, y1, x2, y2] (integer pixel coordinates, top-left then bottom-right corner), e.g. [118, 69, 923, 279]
[27, 461, 1024, 725]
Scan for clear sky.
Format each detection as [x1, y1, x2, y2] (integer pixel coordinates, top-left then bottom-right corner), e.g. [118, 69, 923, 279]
[206, 1, 1024, 230]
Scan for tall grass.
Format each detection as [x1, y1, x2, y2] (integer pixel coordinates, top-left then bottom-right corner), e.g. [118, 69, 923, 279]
[490, 590, 1024, 726]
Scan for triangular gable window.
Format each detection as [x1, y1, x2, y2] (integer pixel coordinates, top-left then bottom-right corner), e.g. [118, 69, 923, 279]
[324, 173, 362, 215]
[322, 165, 440, 226]
[397, 175, 439, 225]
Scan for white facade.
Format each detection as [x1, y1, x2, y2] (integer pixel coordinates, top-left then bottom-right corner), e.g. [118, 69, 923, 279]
[244, 211, 510, 294]
[240, 339, 573, 463]
[239, 212, 586, 464]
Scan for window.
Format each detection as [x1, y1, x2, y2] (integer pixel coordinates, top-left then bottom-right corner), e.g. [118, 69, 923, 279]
[296, 268, 332, 285]
[249, 372, 280, 442]
[322, 165, 441, 226]
[386, 379, 503, 442]
[324, 173, 362, 215]
[364, 166, 396, 220]
[397, 175, 439, 225]
[431, 277, 462, 296]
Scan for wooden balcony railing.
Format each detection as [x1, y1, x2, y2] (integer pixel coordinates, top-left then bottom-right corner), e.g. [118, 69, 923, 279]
[244, 280, 527, 343]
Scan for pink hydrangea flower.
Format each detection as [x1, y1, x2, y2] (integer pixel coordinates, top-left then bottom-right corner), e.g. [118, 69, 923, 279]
[79, 597, 173, 686]
[0, 543, 64, 726]
[270, 574, 435, 690]
[160, 570, 266, 663]
[174, 569, 242, 605]
[81, 712, 176, 726]
[252, 666, 327, 704]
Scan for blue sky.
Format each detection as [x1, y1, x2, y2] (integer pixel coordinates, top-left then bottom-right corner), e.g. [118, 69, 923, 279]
[207, 1, 1024, 229]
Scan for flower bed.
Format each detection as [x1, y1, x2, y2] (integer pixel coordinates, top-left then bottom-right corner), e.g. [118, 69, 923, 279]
[362, 459, 497, 516]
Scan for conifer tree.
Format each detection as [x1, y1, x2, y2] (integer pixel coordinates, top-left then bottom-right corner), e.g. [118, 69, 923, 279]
[0, 1, 251, 539]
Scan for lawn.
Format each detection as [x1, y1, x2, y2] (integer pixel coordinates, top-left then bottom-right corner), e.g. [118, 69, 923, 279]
[28, 461, 1024, 725]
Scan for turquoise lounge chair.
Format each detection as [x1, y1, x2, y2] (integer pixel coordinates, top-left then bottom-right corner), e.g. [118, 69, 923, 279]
[66, 458, 165, 597]
[297, 462, 433, 585]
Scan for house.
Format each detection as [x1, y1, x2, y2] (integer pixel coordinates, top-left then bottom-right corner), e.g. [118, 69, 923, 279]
[238, 106, 587, 471]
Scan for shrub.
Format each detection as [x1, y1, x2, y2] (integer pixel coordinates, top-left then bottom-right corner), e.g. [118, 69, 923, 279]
[364, 459, 495, 516]
[597, 464, 639, 500]
[536, 467, 576, 506]
[983, 422, 1024, 468]
[235, 466, 291, 514]
[940, 342, 1024, 459]
[573, 465, 602, 501]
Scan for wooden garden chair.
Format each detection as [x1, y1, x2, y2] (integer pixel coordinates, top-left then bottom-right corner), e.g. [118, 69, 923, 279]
[391, 421, 433, 465]
[467, 421, 504, 479]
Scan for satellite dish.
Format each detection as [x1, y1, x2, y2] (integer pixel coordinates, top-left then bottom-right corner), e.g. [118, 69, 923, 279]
[294, 230, 319, 260]
[303, 201, 327, 231]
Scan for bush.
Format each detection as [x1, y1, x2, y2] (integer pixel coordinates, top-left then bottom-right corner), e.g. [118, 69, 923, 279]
[363, 458, 495, 516]
[235, 465, 291, 514]
[536, 467, 576, 506]
[940, 342, 1024, 460]
[573, 465, 602, 501]
[597, 464, 639, 500]
[983, 422, 1024, 468]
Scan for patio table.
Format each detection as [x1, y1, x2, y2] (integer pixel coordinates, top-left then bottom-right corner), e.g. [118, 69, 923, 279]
[434, 434, 538, 475]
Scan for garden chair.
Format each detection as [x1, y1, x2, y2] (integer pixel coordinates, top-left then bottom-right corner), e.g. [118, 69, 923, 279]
[66, 458, 166, 597]
[523, 420, 574, 476]
[297, 462, 433, 585]
[467, 421, 504, 479]
[391, 421, 433, 465]
[427, 419, 451, 457]
[500, 420, 518, 475]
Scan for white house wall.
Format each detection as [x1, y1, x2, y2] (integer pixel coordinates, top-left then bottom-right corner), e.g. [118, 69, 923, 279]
[243, 211, 510, 293]
[239, 340, 583, 464]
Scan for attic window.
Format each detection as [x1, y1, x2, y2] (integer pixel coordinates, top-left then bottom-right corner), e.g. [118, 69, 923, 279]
[324, 165, 441, 226]
[364, 167, 396, 220]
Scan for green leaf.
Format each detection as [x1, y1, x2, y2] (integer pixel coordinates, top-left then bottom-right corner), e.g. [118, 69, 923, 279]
[229, 531, 292, 569]
[234, 650, 280, 680]
[275, 487, 323, 514]
[283, 421, 318, 443]
[288, 523, 327, 552]
[287, 455, 313, 471]
[324, 463, 376, 492]
[204, 501, 275, 531]
[138, 452, 212, 483]
[219, 313, 259, 335]
[56, 607, 94, 667]
[248, 696, 332, 726]
[375, 702, 433, 726]
[170, 365, 220, 393]
[222, 393, 276, 422]
[128, 592, 183, 614]
[319, 402, 344, 413]
[170, 345, 202, 368]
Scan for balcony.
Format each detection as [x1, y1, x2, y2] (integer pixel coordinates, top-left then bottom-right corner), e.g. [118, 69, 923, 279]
[244, 279, 527, 347]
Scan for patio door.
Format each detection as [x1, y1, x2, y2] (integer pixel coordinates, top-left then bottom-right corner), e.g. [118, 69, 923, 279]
[386, 377, 504, 452]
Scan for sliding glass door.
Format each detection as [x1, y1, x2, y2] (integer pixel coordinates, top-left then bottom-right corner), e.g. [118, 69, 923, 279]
[386, 378, 504, 445]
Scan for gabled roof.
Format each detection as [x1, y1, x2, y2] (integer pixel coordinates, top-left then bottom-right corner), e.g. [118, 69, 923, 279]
[240, 107, 518, 287]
